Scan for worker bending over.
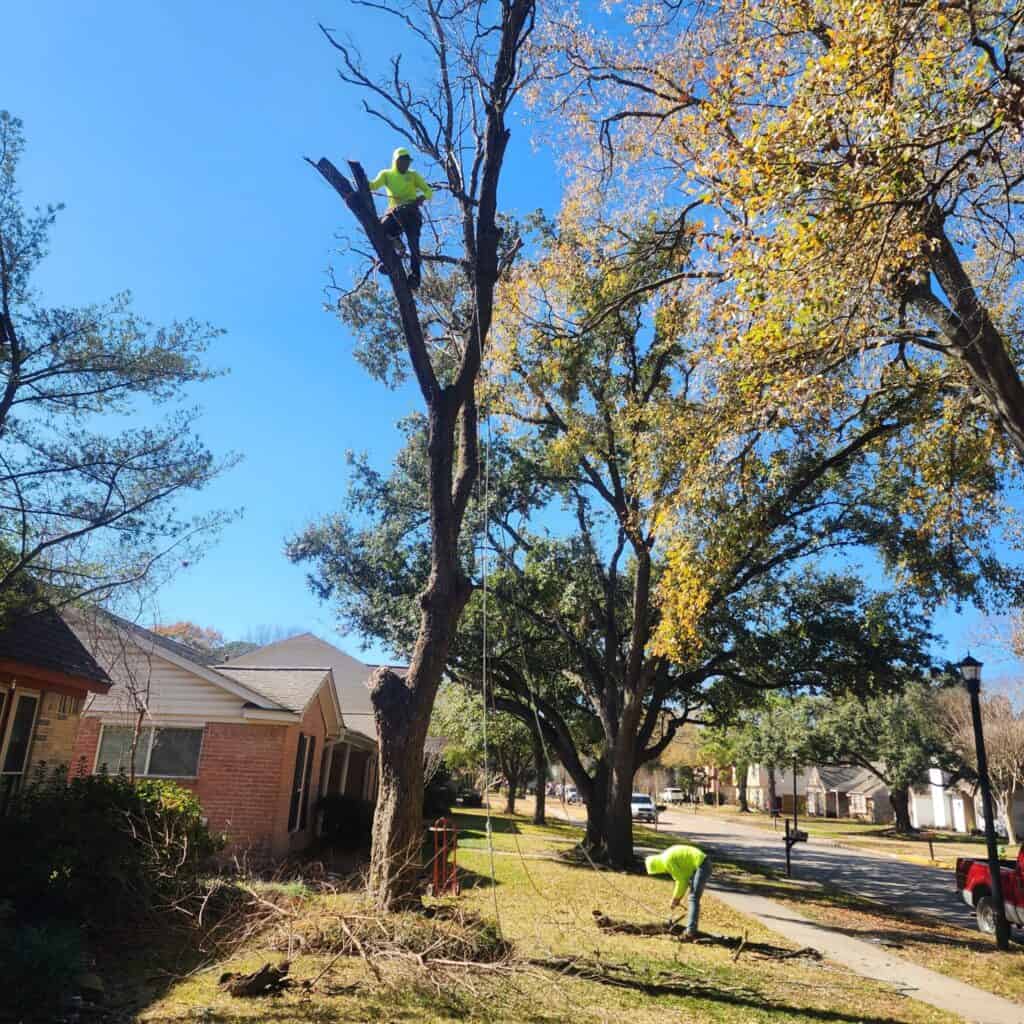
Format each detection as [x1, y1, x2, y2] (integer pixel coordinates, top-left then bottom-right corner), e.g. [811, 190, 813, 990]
[368, 146, 434, 290]
[645, 843, 711, 940]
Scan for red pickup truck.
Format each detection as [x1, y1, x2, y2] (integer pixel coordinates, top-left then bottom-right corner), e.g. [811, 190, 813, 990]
[955, 846, 1024, 934]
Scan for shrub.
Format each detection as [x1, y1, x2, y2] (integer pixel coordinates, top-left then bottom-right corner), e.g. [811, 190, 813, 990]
[0, 768, 222, 925]
[0, 921, 82, 1016]
[318, 793, 374, 849]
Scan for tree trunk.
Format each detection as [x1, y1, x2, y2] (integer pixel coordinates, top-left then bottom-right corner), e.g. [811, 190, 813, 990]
[368, 672, 431, 909]
[767, 764, 777, 813]
[505, 769, 519, 815]
[604, 722, 641, 869]
[737, 764, 750, 813]
[890, 786, 915, 834]
[582, 765, 609, 855]
[532, 734, 547, 826]
[995, 792, 1017, 845]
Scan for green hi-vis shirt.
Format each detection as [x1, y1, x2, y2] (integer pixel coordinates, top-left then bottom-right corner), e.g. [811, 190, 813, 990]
[647, 844, 706, 900]
[369, 147, 434, 209]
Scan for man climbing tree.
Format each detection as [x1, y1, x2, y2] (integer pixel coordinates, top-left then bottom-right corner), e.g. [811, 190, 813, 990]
[304, 0, 536, 910]
[369, 147, 434, 290]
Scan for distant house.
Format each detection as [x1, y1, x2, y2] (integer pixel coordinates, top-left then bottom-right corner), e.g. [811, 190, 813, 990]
[71, 618, 381, 859]
[909, 768, 983, 834]
[805, 766, 890, 823]
[745, 764, 808, 814]
[0, 606, 112, 812]
[846, 772, 892, 824]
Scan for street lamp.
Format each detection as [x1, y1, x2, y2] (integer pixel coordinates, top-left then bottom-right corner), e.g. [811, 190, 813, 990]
[958, 653, 1011, 950]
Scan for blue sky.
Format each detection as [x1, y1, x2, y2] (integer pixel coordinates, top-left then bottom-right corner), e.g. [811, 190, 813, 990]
[6, 1, 560, 660]
[6, 2, 1021, 684]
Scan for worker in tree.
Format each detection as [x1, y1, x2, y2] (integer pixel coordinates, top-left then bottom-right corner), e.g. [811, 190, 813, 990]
[645, 843, 711, 940]
[369, 146, 434, 290]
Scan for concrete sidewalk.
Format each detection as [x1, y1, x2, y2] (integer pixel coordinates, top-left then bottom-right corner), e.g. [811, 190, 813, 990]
[708, 883, 1022, 1024]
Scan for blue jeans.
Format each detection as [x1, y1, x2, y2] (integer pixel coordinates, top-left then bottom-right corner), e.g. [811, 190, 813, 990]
[686, 858, 711, 935]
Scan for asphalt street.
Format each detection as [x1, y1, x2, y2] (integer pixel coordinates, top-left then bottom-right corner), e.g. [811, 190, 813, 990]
[658, 808, 979, 929]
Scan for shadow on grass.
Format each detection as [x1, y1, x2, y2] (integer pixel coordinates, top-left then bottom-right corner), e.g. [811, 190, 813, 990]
[542, 957, 922, 1024]
[452, 811, 523, 836]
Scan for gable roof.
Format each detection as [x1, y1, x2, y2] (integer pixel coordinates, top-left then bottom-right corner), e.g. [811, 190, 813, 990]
[66, 608, 293, 713]
[224, 633, 384, 741]
[807, 766, 874, 792]
[215, 665, 335, 716]
[0, 606, 111, 690]
[846, 771, 888, 797]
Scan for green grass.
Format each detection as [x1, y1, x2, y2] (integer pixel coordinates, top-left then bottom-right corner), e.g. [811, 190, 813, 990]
[132, 810, 961, 1024]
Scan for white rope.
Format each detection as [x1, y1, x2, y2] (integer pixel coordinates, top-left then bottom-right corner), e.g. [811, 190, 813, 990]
[474, 262, 502, 937]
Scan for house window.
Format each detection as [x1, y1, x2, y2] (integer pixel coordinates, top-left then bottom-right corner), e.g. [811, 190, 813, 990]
[57, 694, 84, 716]
[96, 725, 203, 778]
[288, 734, 316, 833]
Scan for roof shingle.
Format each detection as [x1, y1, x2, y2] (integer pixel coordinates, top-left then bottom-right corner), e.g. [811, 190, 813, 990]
[0, 607, 111, 688]
[214, 665, 331, 714]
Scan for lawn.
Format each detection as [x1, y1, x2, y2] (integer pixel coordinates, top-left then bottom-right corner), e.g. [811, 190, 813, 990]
[132, 810, 960, 1024]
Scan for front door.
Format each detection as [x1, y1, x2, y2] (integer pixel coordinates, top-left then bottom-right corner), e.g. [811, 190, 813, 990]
[0, 690, 40, 812]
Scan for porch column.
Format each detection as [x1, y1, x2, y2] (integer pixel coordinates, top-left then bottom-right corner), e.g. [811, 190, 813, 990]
[321, 743, 335, 797]
[338, 742, 352, 795]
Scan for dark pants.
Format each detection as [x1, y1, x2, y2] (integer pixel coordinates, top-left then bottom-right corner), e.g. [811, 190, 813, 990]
[381, 202, 423, 280]
[686, 858, 711, 936]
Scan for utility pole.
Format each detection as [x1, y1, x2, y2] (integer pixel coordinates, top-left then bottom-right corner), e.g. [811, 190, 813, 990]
[959, 654, 1010, 950]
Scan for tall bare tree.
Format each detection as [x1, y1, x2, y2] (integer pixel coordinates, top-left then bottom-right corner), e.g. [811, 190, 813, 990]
[940, 686, 1024, 845]
[305, 0, 536, 909]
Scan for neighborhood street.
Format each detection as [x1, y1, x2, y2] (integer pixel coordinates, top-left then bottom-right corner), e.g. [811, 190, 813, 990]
[659, 807, 978, 929]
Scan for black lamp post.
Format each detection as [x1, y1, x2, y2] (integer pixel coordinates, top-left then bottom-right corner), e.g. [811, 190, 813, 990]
[959, 653, 1011, 950]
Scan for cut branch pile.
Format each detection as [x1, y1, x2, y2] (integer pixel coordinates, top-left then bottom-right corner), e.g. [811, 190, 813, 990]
[291, 905, 511, 964]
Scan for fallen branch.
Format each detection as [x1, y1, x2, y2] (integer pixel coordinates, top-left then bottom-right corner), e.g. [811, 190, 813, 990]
[219, 961, 292, 997]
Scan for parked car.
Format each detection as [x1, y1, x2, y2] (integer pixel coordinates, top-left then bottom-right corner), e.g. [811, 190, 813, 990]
[564, 786, 579, 804]
[659, 787, 685, 805]
[631, 792, 658, 824]
[955, 845, 1024, 933]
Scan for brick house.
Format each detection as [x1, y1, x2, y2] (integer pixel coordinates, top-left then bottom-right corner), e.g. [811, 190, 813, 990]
[0, 606, 113, 812]
[71, 615, 378, 859]
[221, 633, 385, 805]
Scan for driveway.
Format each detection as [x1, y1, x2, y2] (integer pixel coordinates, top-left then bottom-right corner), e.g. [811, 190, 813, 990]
[658, 807, 979, 929]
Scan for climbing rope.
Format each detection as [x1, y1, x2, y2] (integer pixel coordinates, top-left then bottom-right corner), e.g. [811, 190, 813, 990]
[474, 270, 502, 938]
